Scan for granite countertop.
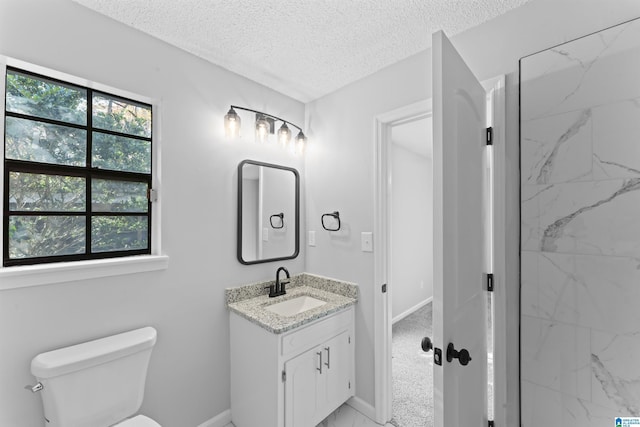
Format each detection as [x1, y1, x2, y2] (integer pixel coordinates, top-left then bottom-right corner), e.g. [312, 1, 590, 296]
[226, 273, 358, 334]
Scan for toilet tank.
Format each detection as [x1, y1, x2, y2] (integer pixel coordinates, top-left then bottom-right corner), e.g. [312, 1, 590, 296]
[31, 327, 157, 427]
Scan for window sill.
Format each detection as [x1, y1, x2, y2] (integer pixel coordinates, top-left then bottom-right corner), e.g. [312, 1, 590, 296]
[0, 255, 169, 291]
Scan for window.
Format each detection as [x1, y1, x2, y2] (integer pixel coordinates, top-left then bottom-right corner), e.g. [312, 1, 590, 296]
[3, 67, 153, 266]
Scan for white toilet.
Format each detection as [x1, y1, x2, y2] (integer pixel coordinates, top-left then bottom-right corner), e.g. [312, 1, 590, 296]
[30, 327, 161, 427]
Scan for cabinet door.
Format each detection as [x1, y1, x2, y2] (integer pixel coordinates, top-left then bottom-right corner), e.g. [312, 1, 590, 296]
[321, 330, 353, 415]
[284, 346, 322, 427]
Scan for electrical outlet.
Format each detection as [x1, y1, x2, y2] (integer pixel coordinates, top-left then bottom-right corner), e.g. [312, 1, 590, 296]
[308, 230, 316, 246]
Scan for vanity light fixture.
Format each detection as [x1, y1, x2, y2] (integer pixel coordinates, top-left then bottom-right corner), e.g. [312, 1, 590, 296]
[224, 105, 307, 154]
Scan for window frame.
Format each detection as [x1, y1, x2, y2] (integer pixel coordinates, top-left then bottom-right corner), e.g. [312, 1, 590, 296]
[0, 57, 165, 280]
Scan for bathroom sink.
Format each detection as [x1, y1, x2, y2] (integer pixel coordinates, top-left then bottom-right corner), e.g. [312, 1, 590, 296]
[265, 295, 326, 317]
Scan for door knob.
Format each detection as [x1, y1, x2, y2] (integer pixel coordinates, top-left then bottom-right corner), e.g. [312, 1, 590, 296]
[423, 338, 443, 366]
[421, 337, 433, 352]
[446, 342, 472, 366]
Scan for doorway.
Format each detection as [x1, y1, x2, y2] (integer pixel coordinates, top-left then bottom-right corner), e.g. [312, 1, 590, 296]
[372, 75, 506, 426]
[388, 115, 434, 426]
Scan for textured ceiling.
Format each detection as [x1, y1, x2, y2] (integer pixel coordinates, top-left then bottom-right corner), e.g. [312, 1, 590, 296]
[72, 0, 531, 102]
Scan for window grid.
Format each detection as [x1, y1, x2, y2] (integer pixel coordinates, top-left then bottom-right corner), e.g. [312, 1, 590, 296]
[3, 67, 153, 266]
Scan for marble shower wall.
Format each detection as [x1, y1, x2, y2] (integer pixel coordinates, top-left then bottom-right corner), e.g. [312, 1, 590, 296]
[520, 18, 640, 427]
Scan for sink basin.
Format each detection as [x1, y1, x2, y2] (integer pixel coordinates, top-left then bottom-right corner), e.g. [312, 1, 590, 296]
[265, 295, 327, 317]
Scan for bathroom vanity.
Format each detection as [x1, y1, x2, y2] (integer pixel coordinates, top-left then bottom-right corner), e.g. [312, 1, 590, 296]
[226, 273, 357, 427]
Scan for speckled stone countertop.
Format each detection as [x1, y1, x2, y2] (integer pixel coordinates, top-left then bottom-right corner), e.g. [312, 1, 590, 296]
[226, 273, 358, 334]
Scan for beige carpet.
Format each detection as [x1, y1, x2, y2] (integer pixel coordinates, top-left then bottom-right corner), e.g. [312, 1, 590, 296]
[390, 298, 494, 426]
[391, 303, 433, 427]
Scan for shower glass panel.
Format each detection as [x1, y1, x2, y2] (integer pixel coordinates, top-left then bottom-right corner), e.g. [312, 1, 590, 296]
[520, 18, 640, 426]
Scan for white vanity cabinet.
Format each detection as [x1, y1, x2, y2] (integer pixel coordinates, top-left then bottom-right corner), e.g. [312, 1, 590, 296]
[230, 306, 355, 427]
[284, 330, 352, 426]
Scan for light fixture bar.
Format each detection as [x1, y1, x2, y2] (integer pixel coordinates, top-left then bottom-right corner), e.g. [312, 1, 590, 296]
[229, 105, 304, 134]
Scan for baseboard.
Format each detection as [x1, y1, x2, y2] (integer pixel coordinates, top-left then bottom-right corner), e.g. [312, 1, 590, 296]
[347, 396, 377, 423]
[197, 409, 232, 427]
[392, 296, 432, 324]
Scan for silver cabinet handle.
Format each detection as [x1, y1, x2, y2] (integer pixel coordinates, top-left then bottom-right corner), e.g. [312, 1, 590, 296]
[324, 347, 330, 369]
[316, 351, 323, 373]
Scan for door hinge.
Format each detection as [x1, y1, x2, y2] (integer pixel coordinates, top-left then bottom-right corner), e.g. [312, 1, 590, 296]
[282, 370, 286, 382]
[147, 188, 158, 202]
[486, 127, 493, 146]
[488, 421, 494, 427]
[348, 336, 351, 344]
[486, 273, 494, 292]
[381, 284, 387, 293]
[348, 381, 351, 389]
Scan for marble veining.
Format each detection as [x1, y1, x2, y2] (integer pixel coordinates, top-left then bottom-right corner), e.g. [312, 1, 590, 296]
[591, 331, 640, 415]
[592, 98, 640, 180]
[521, 108, 593, 186]
[594, 154, 640, 177]
[522, 251, 640, 334]
[521, 17, 640, 426]
[226, 273, 358, 334]
[541, 177, 640, 252]
[522, 22, 635, 121]
[591, 353, 640, 416]
[521, 315, 591, 400]
[535, 109, 591, 185]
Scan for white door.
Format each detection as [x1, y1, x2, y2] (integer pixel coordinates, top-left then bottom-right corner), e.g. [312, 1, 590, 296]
[432, 30, 488, 426]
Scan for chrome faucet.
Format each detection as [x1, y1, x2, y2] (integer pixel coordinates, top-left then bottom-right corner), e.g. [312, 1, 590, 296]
[267, 266, 289, 298]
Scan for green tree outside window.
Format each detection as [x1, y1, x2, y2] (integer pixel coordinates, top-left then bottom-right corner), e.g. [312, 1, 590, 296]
[4, 68, 153, 265]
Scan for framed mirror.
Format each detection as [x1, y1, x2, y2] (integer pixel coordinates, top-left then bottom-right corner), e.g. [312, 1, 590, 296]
[237, 160, 300, 264]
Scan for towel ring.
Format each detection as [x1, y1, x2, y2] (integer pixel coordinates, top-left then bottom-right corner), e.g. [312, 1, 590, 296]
[321, 211, 341, 231]
[270, 213, 284, 229]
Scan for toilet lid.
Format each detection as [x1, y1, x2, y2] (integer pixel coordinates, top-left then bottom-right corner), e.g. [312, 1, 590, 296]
[113, 415, 161, 427]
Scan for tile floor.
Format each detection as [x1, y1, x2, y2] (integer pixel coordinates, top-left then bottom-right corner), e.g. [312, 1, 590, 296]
[317, 404, 394, 426]
[224, 402, 395, 427]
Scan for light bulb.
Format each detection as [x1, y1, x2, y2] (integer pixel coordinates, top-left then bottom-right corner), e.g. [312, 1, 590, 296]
[256, 116, 271, 143]
[224, 107, 240, 138]
[278, 123, 291, 147]
[295, 131, 307, 155]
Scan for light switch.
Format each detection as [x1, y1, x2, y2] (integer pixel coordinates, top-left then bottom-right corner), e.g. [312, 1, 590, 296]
[308, 230, 316, 247]
[262, 227, 269, 241]
[361, 232, 373, 252]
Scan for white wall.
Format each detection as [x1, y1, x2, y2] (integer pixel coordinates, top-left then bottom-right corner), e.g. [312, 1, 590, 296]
[305, 0, 640, 420]
[0, 1, 305, 426]
[261, 166, 297, 259]
[390, 143, 433, 321]
[305, 50, 429, 409]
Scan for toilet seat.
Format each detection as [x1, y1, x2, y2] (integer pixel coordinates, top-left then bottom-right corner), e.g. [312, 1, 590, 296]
[113, 415, 162, 427]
